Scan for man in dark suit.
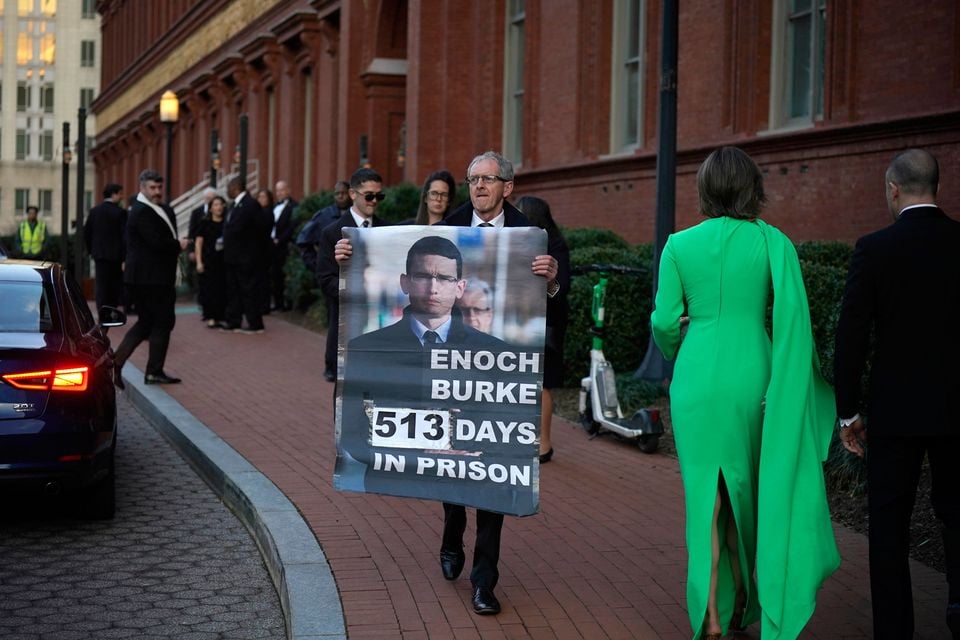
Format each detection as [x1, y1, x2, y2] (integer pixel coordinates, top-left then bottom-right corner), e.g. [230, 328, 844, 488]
[317, 168, 390, 382]
[270, 180, 297, 312]
[84, 182, 127, 318]
[113, 170, 188, 386]
[834, 149, 960, 640]
[335, 151, 559, 616]
[222, 176, 265, 334]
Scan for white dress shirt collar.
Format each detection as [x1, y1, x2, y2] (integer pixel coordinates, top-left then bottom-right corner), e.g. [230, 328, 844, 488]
[350, 208, 372, 227]
[471, 210, 505, 227]
[409, 315, 452, 345]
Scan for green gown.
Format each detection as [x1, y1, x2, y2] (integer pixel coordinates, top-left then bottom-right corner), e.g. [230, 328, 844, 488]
[650, 217, 840, 640]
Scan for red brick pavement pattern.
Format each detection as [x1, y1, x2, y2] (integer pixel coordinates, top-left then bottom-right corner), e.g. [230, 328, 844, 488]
[115, 307, 950, 639]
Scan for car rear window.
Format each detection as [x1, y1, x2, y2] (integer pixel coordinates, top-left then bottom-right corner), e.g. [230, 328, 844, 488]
[0, 281, 56, 332]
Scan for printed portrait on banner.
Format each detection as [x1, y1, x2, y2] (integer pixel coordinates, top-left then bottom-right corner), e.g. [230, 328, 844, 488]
[333, 225, 547, 516]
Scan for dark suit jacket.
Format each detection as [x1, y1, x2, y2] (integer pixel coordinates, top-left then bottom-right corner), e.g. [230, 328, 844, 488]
[443, 201, 569, 299]
[223, 193, 262, 265]
[317, 212, 389, 300]
[273, 199, 297, 245]
[443, 200, 531, 229]
[123, 199, 181, 286]
[834, 205, 960, 436]
[84, 200, 127, 262]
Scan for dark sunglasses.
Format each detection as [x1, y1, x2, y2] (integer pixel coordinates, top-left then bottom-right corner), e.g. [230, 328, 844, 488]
[360, 191, 386, 203]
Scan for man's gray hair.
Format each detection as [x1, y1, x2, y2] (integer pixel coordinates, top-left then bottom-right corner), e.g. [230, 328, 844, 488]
[139, 169, 163, 184]
[462, 277, 493, 298]
[203, 187, 218, 198]
[467, 151, 514, 181]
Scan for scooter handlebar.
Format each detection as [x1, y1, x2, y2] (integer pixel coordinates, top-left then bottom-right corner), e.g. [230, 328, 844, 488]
[571, 263, 647, 276]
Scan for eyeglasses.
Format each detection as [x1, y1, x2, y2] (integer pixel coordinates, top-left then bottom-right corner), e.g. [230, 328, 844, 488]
[427, 191, 450, 201]
[458, 306, 491, 317]
[360, 191, 386, 202]
[409, 273, 460, 285]
[465, 175, 508, 186]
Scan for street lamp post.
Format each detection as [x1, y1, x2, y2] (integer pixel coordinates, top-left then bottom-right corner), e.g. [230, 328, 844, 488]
[74, 108, 87, 279]
[635, 0, 678, 382]
[60, 122, 71, 269]
[159, 90, 179, 202]
[210, 128, 219, 188]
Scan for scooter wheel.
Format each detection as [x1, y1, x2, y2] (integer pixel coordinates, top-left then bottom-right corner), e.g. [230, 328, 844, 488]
[637, 434, 659, 453]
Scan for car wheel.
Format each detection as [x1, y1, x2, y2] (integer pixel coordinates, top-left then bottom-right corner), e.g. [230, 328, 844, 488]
[80, 451, 116, 520]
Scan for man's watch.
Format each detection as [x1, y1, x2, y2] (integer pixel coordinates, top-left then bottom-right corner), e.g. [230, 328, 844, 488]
[838, 414, 860, 431]
[547, 280, 560, 297]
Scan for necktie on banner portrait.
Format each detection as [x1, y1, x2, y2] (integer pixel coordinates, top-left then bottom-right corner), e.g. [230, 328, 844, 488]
[333, 225, 548, 516]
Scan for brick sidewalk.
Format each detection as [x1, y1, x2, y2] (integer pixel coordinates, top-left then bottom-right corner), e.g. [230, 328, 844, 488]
[117, 306, 949, 639]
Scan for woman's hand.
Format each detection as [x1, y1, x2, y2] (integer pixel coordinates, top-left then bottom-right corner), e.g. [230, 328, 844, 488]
[196, 262, 205, 274]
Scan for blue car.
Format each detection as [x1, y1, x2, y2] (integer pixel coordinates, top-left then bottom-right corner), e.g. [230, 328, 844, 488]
[0, 260, 125, 519]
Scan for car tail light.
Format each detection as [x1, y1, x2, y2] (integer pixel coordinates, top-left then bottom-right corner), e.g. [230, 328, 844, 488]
[2, 366, 89, 392]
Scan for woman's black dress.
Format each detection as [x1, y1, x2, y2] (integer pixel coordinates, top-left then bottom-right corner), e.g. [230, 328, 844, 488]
[197, 217, 226, 322]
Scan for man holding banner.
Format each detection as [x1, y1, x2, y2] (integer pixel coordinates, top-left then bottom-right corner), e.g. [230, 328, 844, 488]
[335, 151, 560, 616]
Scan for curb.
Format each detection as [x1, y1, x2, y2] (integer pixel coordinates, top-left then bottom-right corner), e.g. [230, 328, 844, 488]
[122, 363, 346, 640]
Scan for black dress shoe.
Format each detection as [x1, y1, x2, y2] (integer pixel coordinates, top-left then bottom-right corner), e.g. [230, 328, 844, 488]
[440, 549, 465, 580]
[471, 585, 500, 615]
[144, 373, 182, 385]
[113, 363, 126, 391]
[323, 370, 336, 382]
[539, 448, 554, 464]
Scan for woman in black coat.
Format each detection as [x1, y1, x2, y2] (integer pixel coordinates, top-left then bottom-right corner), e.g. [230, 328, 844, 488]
[195, 196, 228, 327]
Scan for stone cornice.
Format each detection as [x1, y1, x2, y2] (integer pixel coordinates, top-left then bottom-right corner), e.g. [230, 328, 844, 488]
[516, 110, 960, 185]
[93, 0, 299, 134]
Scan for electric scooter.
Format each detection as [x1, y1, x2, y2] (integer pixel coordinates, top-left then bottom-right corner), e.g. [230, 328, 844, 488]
[575, 263, 664, 453]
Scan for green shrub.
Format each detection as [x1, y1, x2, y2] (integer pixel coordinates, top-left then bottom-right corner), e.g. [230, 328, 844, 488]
[564, 227, 630, 252]
[297, 191, 333, 225]
[615, 375, 667, 410]
[799, 259, 848, 383]
[563, 244, 652, 387]
[285, 250, 322, 312]
[796, 241, 853, 271]
[376, 182, 421, 223]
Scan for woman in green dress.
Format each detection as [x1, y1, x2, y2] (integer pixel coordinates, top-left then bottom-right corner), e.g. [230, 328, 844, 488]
[651, 147, 839, 639]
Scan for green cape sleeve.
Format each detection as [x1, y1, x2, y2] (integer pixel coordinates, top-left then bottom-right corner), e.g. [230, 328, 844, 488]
[755, 221, 840, 639]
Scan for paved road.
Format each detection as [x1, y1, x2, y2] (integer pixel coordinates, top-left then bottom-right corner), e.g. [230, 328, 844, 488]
[0, 396, 285, 640]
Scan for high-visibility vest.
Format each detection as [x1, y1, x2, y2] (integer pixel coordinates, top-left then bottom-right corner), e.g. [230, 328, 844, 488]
[19, 220, 46, 256]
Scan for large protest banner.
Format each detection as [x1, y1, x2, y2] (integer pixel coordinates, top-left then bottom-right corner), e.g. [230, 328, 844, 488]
[333, 226, 547, 516]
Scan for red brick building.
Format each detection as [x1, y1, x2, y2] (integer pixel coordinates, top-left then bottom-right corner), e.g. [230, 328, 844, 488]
[92, 0, 960, 242]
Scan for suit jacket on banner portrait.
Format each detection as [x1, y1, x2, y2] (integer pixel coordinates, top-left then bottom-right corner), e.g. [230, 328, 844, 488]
[333, 225, 548, 516]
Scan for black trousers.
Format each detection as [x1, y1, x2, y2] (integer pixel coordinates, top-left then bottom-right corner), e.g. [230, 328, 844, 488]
[270, 243, 288, 310]
[868, 434, 960, 639]
[225, 261, 264, 330]
[113, 284, 176, 376]
[324, 295, 339, 375]
[93, 259, 123, 314]
[441, 503, 504, 589]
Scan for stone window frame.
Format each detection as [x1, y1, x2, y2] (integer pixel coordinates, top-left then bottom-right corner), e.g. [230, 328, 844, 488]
[768, 0, 827, 131]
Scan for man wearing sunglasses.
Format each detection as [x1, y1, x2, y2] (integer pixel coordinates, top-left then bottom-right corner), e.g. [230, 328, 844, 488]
[335, 151, 561, 617]
[317, 168, 391, 381]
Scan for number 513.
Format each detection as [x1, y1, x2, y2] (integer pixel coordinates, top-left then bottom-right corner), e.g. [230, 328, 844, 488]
[371, 408, 452, 450]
